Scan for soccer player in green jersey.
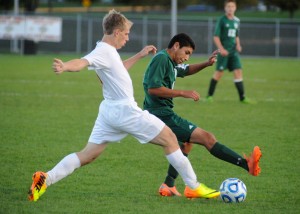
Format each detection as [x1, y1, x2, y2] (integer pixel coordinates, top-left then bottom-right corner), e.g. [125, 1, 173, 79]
[143, 33, 262, 197]
[206, 0, 253, 103]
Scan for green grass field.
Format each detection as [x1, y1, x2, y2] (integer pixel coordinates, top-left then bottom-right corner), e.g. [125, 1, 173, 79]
[0, 54, 299, 213]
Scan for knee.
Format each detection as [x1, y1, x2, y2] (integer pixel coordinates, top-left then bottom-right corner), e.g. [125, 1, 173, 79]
[234, 69, 243, 79]
[164, 127, 180, 151]
[214, 71, 223, 80]
[203, 132, 217, 149]
[77, 150, 99, 166]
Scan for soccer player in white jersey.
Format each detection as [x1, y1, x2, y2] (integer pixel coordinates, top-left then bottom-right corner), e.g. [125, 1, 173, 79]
[28, 9, 220, 202]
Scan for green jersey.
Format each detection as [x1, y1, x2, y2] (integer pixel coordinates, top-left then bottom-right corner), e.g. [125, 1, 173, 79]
[214, 15, 240, 53]
[143, 50, 189, 116]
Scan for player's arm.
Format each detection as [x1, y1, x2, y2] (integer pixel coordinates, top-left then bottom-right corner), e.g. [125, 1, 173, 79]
[53, 58, 89, 74]
[123, 45, 157, 70]
[236, 36, 242, 52]
[148, 87, 200, 101]
[186, 50, 218, 76]
[214, 36, 228, 56]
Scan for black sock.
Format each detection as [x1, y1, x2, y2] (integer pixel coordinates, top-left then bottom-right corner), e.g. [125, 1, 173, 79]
[164, 152, 188, 187]
[234, 81, 245, 101]
[210, 142, 249, 171]
[207, 78, 218, 97]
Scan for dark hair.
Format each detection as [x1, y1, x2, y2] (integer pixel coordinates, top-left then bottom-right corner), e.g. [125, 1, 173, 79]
[167, 33, 195, 50]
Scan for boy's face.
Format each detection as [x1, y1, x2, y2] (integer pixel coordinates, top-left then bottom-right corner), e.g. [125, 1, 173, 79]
[173, 43, 193, 64]
[224, 2, 236, 16]
[115, 23, 131, 49]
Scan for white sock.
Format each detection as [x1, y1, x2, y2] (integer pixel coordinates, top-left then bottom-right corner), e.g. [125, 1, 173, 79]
[46, 153, 81, 186]
[166, 149, 200, 189]
[234, 78, 243, 83]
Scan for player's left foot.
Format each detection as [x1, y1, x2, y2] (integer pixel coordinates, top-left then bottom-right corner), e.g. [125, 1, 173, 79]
[184, 183, 220, 199]
[28, 171, 48, 202]
[159, 183, 181, 196]
[244, 146, 262, 176]
[206, 96, 214, 102]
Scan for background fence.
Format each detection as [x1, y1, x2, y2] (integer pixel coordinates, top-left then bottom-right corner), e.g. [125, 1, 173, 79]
[1, 14, 299, 58]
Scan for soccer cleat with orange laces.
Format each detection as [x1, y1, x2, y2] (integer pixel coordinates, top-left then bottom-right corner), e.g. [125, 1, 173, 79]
[184, 183, 220, 199]
[159, 183, 182, 197]
[244, 146, 262, 176]
[28, 171, 48, 202]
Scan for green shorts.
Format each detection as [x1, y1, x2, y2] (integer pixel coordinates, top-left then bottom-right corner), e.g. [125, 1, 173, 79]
[216, 51, 242, 72]
[158, 112, 197, 144]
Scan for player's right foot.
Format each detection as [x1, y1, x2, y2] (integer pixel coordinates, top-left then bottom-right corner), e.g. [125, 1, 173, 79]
[159, 183, 182, 196]
[184, 183, 220, 199]
[241, 97, 256, 104]
[244, 146, 262, 176]
[28, 171, 48, 202]
[206, 96, 214, 102]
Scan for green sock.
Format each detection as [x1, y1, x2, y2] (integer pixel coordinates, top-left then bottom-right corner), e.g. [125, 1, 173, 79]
[164, 153, 188, 187]
[210, 142, 249, 171]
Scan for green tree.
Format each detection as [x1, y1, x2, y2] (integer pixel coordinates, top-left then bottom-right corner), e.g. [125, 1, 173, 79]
[202, 0, 259, 10]
[0, 0, 39, 13]
[113, 0, 198, 8]
[265, 0, 299, 18]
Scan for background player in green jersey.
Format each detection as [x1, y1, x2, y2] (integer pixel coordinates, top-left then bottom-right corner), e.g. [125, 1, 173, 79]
[143, 33, 262, 197]
[206, 0, 253, 103]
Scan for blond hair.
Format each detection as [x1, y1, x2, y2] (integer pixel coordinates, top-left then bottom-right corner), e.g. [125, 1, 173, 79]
[224, 0, 236, 6]
[102, 9, 133, 35]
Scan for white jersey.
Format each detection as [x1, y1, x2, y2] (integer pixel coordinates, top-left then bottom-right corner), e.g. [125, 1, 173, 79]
[83, 41, 134, 100]
[83, 41, 165, 145]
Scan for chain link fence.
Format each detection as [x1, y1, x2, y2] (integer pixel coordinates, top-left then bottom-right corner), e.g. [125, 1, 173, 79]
[1, 14, 299, 58]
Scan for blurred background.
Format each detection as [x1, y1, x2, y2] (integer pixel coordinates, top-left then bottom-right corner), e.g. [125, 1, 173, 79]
[0, 0, 299, 58]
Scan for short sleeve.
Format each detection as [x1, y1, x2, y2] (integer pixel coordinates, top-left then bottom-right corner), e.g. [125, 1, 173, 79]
[214, 17, 222, 37]
[176, 64, 189, 77]
[82, 46, 111, 70]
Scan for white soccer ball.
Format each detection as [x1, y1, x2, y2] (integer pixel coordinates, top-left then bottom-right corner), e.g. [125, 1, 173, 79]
[219, 178, 247, 203]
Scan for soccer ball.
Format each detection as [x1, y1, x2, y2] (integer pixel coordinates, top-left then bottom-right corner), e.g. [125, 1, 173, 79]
[219, 178, 247, 203]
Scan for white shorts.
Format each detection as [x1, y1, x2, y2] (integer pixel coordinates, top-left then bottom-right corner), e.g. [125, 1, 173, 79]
[88, 98, 165, 144]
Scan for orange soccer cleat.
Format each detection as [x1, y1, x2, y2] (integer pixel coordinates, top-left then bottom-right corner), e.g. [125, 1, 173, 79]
[28, 171, 48, 202]
[158, 183, 182, 197]
[244, 146, 262, 176]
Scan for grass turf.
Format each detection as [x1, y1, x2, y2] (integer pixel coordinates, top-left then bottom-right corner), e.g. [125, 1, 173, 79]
[0, 54, 299, 213]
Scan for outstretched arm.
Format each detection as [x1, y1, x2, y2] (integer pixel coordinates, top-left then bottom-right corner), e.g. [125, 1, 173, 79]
[123, 45, 157, 70]
[186, 50, 218, 76]
[52, 58, 89, 74]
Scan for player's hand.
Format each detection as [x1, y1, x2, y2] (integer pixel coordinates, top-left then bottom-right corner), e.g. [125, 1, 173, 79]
[53, 58, 65, 74]
[236, 45, 242, 52]
[206, 49, 219, 66]
[181, 90, 200, 101]
[139, 45, 157, 58]
[220, 48, 228, 57]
